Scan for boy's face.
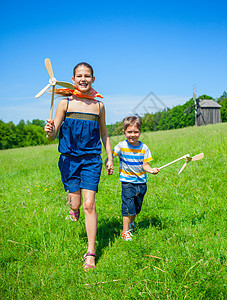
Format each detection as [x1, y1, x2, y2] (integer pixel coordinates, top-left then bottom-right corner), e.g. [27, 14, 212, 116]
[123, 125, 141, 146]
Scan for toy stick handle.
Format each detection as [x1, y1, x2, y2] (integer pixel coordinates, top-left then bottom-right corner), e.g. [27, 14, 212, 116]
[50, 85, 55, 120]
[159, 154, 189, 170]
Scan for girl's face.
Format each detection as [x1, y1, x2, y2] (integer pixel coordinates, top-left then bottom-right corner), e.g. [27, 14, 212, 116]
[123, 125, 141, 146]
[72, 65, 95, 92]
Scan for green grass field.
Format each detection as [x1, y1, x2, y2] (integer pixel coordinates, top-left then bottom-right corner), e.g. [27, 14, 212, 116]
[0, 123, 226, 299]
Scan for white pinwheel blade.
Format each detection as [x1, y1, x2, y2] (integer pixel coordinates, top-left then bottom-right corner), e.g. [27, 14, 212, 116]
[56, 81, 75, 89]
[178, 162, 188, 174]
[178, 153, 204, 174]
[191, 153, 204, 161]
[45, 58, 54, 79]
[35, 83, 51, 98]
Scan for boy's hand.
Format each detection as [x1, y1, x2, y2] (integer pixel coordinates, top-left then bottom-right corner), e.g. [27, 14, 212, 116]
[105, 159, 114, 175]
[143, 162, 159, 175]
[151, 168, 160, 175]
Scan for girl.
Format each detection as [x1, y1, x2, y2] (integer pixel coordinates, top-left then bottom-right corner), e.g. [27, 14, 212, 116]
[44, 62, 114, 270]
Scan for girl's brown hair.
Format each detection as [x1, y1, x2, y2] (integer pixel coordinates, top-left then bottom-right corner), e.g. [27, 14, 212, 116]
[73, 62, 94, 77]
[54, 62, 94, 97]
[123, 115, 142, 131]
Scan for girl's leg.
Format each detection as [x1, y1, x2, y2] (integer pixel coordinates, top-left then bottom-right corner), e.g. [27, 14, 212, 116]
[68, 190, 81, 221]
[82, 189, 97, 267]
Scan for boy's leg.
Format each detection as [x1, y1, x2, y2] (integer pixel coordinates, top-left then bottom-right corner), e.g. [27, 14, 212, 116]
[68, 191, 81, 221]
[123, 215, 136, 232]
[121, 183, 137, 240]
[82, 189, 97, 267]
[134, 183, 147, 217]
[123, 216, 131, 232]
[129, 215, 136, 231]
[131, 215, 136, 223]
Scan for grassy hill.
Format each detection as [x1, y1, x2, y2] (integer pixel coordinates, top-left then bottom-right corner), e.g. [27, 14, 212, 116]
[0, 123, 226, 299]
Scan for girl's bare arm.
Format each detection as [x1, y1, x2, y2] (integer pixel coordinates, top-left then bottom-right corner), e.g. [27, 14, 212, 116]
[99, 102, 114, 174]
[44, 99, 67, 141]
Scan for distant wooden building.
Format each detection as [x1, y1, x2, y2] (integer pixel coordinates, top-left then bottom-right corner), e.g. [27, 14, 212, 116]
[196, 99, 222, 126]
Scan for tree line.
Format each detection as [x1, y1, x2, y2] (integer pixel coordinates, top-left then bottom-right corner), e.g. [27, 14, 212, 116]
[107, 92, 227, 136]
[0, 92, 226, 150]
[0, 119, 57, 150]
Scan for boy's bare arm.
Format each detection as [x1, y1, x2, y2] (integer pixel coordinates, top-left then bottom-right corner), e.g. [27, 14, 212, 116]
[143, 162, 159, 175]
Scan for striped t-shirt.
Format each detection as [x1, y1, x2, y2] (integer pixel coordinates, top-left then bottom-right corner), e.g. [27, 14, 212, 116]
[112, 140, 153, 184]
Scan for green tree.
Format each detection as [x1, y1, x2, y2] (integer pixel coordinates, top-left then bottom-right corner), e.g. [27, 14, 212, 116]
[217, 91, 227, 122]
[142, 113, 154, 132]
[32, 119, 46, 129]
[0, 119, 55, 149]
[153, 112, 162, 131]
[0, 120, 18, 149]
[0, 121, 11, 149]
[24, 125, 48, 146]
[16, 120, 27, 147]
[198, 94, 214, 100]
[111, 121, 124, 136]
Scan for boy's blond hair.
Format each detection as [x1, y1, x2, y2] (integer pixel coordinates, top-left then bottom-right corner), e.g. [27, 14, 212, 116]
[123, 116, 142, 132]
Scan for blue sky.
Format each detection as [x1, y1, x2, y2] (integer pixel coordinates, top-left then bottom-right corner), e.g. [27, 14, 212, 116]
[0, 0, 226, 125]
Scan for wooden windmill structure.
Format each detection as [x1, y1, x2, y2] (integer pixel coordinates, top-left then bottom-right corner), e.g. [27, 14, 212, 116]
[193, 85, 222, 126]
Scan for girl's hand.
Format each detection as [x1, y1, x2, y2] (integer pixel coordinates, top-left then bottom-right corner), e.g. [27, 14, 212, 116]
[105, 159, 114, 175]
[44, 119, 55, 139]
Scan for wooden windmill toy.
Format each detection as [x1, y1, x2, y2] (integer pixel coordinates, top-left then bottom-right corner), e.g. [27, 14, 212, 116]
[35, 58, 75, 119]
[158, 153, 204, 174]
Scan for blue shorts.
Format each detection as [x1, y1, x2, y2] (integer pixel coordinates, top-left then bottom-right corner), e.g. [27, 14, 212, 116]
[121, 182, 147, 216]
[58, 154, 102, 193]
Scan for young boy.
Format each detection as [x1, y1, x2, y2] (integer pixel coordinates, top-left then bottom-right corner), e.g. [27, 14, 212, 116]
[112, 116, 159, 241]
